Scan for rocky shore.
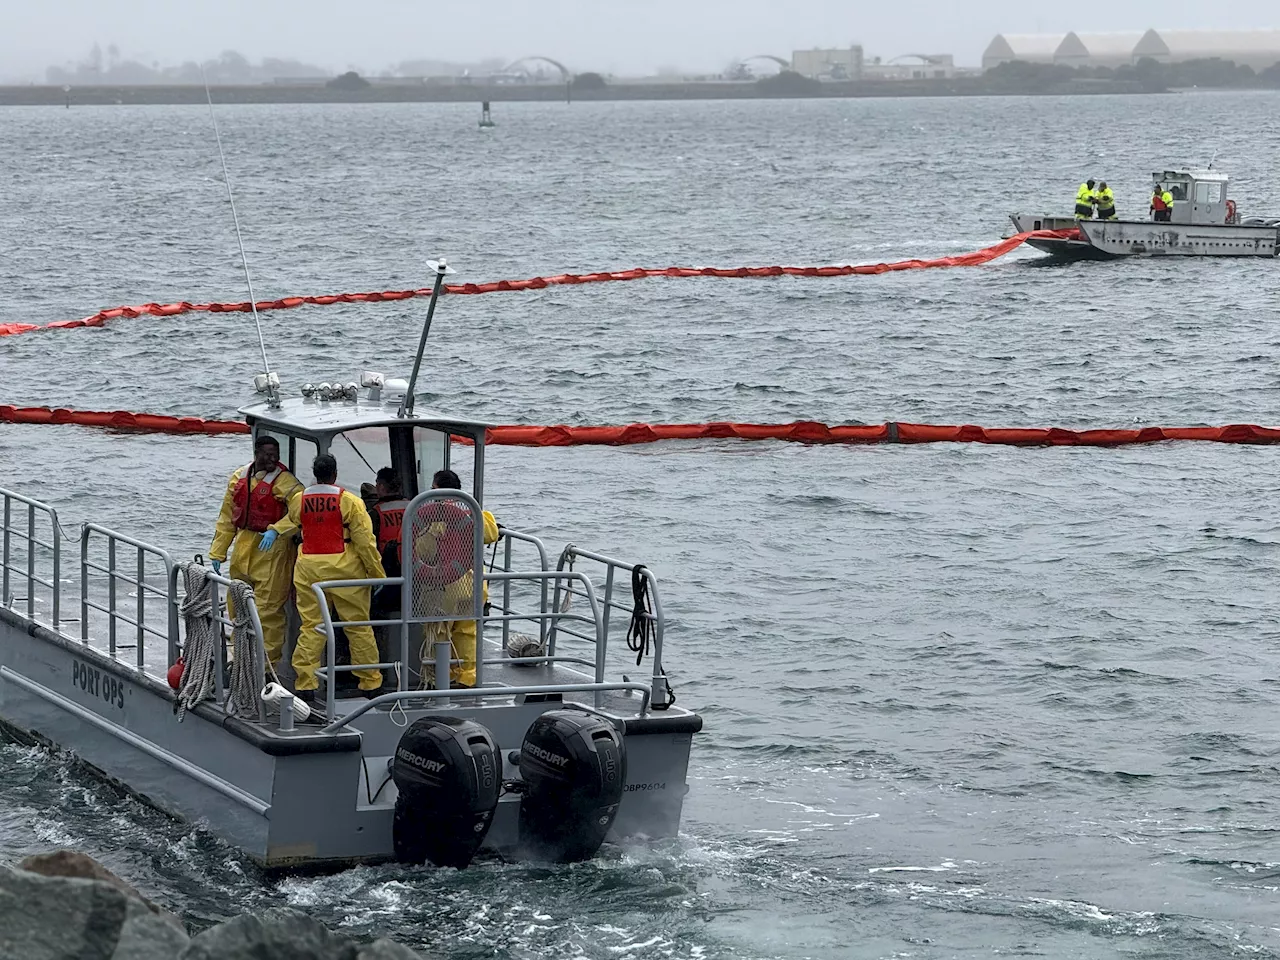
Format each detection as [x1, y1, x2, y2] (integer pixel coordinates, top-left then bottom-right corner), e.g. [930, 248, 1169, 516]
[0, 850, 429, 959]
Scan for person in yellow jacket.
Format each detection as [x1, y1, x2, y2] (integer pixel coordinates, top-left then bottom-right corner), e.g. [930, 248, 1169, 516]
[412, 469, 499, 688]
[267, 453, 385, 702]
[1074, 178, 1096, 219]
[208, 435, 303, 667]
[1093, 181, 1117, 220]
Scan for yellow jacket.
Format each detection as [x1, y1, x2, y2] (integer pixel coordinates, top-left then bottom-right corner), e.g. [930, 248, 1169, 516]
[209, 464, 303, 562]
[411, 508, 499, 612]
[274, 487, 386, 581]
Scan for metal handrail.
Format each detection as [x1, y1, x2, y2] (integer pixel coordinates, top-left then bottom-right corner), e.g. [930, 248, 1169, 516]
[551, 545, 668, 705]
[80, 523, 178, 673]
[0, 487, 63, 627]
[492, 529, 551, 649]
[319, 681, 653, 734]
[311, 569, 608, 720]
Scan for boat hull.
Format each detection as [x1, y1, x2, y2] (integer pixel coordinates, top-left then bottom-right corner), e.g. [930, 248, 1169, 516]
[1010, 212, 1279, 259]
[0, 605, 700, 872]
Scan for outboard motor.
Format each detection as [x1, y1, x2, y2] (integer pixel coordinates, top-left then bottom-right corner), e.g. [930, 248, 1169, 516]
[392, 717, 500, 869]
[517, 710, 626, 862]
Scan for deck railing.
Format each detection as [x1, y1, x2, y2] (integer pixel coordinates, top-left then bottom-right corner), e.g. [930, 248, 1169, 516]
[0, 487, 64, 629]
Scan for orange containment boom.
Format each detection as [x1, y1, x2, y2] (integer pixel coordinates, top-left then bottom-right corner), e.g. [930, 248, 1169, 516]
[0, 229, 1078, 338]
[3, 406, 1279, 447]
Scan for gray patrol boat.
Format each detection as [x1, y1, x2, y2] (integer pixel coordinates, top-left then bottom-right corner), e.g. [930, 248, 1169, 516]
[0, 262, 701, 872]
[1009, 167, 1280, 260]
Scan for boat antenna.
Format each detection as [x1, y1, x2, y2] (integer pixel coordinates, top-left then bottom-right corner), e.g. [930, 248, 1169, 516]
[1208, 147, 1218, 170]
[399, 258, 456, 419]
[201, 68, 280, 407]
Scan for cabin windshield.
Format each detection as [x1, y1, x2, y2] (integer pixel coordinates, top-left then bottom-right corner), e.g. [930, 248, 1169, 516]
[331, 427, 390, 493]
[414, 426, 448, 496]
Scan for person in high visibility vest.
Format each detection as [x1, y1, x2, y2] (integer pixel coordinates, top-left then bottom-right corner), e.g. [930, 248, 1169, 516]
[1094, 181, 1117, 220]
[411, 469, 500, 689]
[1151, 184, 1174, 222]
[1075, 179, 1097, 219]
[265, 453, 385, 702]
[207, 435, 303, 667]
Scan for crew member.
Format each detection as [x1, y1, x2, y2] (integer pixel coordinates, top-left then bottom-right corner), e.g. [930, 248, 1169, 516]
[1094, 181, 1116, 220]
[412, 469, 500, 689]
[268, 454, 385, 702]
[208, 435, 302, 667]
[1150, 184, 1169, 221]
[369, 467, 409, 576]
[1075, 178, 1096, 219]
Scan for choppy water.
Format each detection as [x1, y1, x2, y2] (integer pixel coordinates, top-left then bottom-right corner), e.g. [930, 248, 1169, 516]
[3, 93, 1280, 958]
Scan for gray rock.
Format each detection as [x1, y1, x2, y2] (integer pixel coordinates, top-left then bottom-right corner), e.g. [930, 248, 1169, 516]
[179, 906, 361, 960]
[358, 940, 430, 959]
[180, 907, 430, 960]
[0, 865, 190, 960]
[19, 848, 186, 932]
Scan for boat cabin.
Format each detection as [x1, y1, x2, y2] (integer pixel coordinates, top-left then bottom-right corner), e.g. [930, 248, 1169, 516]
[1154, 168, 1233, 226]
[238, 373, 490, 509]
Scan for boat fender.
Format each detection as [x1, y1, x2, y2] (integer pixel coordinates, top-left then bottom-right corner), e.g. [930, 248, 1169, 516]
[260, 682, 311, 721]
[517, 709, 626, 863]
[391, 717, 501, 869]
[167, 657, 185, 691]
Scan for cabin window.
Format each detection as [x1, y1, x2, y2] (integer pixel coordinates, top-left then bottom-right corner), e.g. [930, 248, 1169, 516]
[331, 427, 391, 493]
[1194, 181, 1221, 204]
[294, 437, 319, 480]
[1169, 183, 1188, 201]
[413, 427, 449, 497]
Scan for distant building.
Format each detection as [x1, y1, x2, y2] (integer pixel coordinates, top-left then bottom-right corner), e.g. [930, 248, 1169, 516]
[863, 54, 955, 80]
[982, 28, 1280, 72]
[981, 34, 1065, 69]
[1054, 32, 1146, 69]
[791, 46, 864, 80]
[1132, 29, 1280, 70]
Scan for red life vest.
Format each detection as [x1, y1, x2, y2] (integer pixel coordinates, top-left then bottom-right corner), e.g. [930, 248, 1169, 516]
[230, 464, 287, 533]
[1152, 193, 1168, 211]
[373, 499, 410, 554]
[300, 484, 347, 555]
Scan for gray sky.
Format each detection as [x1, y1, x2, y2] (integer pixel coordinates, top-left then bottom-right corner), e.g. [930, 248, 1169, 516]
[3, 0, 1277, 80]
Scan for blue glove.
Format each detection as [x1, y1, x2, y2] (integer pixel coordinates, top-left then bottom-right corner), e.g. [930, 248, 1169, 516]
[210, 559, 221, 574]
[258, 530, 278, 551]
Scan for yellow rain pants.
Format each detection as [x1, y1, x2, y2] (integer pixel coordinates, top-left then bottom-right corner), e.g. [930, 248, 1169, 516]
[275, 488, 386, 692]
[208, 465, 303, 665]
[415, 510, 499, 688]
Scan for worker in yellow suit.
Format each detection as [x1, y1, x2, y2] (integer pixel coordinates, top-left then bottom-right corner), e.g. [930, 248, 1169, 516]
[208, 435, 303, 667]
[1074, 178, 1097, 219]
[412, 469, 499, 688]
[267, 453, 385, 702]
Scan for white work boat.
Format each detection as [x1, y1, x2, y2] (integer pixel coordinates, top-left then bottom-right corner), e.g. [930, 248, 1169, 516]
[0, 262, 701, 872]
[1009, 167, 1280, 260]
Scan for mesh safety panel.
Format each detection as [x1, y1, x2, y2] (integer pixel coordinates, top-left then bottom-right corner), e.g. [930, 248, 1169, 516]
[407, 494, 479, 622]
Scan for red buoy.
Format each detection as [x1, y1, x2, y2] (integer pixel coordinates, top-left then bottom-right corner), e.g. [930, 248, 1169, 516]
[167, 657, 185, 690]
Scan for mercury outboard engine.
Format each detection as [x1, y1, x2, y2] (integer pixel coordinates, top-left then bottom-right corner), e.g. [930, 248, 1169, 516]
[517, 710, 626, 862]
[391, 716, 500, 868]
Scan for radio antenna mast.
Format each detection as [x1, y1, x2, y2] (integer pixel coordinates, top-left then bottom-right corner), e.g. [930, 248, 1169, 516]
[202, 69, 279, 406]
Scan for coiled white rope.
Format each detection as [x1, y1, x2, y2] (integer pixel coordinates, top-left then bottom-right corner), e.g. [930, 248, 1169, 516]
[175, 563, 265, 721]
[223, 578, 262, 719]
[175, 562, 217, 721]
